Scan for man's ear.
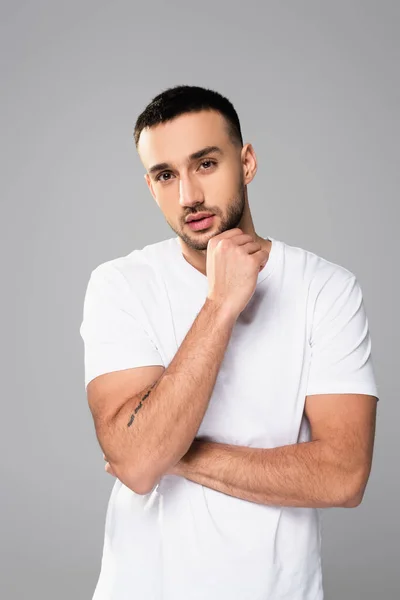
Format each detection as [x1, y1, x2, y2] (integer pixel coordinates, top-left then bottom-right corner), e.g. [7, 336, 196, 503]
[241, 143, 258, 185]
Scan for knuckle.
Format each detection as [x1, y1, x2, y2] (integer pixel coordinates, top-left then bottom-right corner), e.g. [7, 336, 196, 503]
[217, 239, 231, 251]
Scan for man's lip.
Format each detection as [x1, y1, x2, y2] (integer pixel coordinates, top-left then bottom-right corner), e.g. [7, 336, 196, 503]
[185, 213, 214, 223]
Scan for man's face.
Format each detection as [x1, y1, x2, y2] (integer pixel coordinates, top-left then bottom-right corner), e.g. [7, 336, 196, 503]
[138, 110, 250, 251]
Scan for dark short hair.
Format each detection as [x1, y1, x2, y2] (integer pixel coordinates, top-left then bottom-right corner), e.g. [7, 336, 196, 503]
[133, 85, 243, 149]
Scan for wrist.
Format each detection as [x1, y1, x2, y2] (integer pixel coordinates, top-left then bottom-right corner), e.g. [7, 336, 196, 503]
[204, 296, 238, 327]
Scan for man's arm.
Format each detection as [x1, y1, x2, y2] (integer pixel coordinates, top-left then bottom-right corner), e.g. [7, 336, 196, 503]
[89, 230, 268, 495]
[168, 393, 377, 508]
[94, 298, 236, 494]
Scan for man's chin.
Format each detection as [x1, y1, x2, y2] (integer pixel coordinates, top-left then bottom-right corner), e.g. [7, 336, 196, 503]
[179, 229, 216, 251]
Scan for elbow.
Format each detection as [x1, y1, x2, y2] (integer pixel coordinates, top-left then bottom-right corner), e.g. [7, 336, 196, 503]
[134, 466, 164, 495]
[338, 471, 369, 508]
[97, 429, 158, 495]
[340, 489, 363, 508]
[123, 452, 177, 495]
[110, 465, 150, 495]
[98, 428, 169, 495]
[113, 461, 160, 496]
[341, 492, 364, 508]
[128, 467, 160, 495]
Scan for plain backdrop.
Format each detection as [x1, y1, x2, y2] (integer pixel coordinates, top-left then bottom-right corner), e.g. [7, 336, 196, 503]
[1, 1, 399, 598]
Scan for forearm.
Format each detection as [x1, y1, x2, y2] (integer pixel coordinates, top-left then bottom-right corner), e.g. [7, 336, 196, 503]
[105, 299, 236, 493]
[172, 439, 361, 508]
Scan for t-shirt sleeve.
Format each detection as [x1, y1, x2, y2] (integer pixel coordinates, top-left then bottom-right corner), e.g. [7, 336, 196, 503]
[306, 272, 379, 399]
[79, 263, 165, 389]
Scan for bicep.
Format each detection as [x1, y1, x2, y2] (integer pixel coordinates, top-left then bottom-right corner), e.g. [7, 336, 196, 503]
[305, 393, 377, 480]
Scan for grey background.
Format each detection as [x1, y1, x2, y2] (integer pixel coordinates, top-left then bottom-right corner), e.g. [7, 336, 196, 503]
[1, 1, 398, 598]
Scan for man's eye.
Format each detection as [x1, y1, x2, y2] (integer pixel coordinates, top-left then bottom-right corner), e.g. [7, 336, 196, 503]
[155, 161, 216, 182]
[200, 160, 216, 170]
[156, 172, 173, 182]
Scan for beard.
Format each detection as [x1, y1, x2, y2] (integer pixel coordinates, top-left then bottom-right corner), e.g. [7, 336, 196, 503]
[166, 178, 246, 252]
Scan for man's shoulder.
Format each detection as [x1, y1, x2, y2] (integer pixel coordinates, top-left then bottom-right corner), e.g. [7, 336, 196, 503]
[278, 237, 357, 296]
[90, 236, 177, 284]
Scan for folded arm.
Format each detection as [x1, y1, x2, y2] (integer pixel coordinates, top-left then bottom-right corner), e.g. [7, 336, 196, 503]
[166, 393, 377, 508]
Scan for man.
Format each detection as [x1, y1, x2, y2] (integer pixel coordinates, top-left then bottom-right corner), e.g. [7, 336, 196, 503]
[80, 85, 379, 600]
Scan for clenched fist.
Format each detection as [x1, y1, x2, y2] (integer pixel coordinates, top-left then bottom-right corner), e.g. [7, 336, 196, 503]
[206, 228, 269, 319]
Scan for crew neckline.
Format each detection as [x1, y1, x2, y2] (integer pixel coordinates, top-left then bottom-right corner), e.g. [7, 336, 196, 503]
[172, 234, 281, 286]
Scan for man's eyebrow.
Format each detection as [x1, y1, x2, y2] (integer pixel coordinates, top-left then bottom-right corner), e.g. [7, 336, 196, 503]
[148, 145, 223, 175]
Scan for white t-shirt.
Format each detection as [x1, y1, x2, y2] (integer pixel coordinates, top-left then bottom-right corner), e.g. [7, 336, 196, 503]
[79, 234, 379, 600]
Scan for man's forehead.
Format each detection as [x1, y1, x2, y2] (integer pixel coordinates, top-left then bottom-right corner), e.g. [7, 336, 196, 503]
[138, 111, 229, 168]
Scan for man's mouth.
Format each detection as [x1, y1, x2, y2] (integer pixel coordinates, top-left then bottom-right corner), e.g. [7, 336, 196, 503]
[186, 215, 215, 230]
[185, 212, 214, 223]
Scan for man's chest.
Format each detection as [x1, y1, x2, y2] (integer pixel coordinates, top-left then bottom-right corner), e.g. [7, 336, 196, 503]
[154, 284, 312, 447]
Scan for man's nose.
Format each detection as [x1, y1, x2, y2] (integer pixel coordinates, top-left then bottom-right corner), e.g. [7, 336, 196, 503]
[178, 174, 204, 207]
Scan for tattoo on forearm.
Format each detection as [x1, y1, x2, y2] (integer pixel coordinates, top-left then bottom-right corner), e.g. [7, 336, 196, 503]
[127, 381, 157, 427]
